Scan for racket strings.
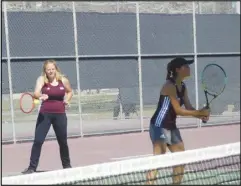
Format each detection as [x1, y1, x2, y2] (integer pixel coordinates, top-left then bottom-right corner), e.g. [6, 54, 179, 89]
[202, 65, 226, 95]
[20, 94, 34, 113]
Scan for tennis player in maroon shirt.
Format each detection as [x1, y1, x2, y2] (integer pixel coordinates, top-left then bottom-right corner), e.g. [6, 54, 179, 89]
[22, 60, 73, 174]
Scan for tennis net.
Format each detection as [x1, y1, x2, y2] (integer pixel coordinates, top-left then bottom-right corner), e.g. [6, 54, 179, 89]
[2, 142, 240, 185]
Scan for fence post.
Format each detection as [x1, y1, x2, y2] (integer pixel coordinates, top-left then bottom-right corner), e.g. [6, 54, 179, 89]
[72, 2, 83, 137]
[135, 2, 144, 132]
[236, 1, 240, 14]
[192, 2, 201, 128]
[3, 2, 17, 143]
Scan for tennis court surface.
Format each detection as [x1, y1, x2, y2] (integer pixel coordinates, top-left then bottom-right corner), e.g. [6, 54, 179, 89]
[2, 124, 240, 185]
[2, 142, 240, 185]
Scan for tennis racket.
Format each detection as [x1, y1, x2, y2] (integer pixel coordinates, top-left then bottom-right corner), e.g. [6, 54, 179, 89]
[201, 64, 227, 123]
[20, 92, 40, 114]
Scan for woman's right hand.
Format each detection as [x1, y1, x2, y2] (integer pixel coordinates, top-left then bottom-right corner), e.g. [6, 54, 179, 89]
[198, 108, 210, 117]
[39, 94, 48, 101]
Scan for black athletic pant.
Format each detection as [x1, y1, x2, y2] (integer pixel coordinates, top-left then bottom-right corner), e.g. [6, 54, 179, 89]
[28, 113, 71, 170]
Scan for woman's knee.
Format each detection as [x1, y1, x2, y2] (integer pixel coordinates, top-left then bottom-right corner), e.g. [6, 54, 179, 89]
[33, 140, 44, 147]
[33, 132, 47, 146]
[168, 142, 185, 153]
[153, 141, 167, 155]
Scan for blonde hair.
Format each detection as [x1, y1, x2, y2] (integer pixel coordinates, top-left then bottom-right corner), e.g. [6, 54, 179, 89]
[41, 60, 65, 83]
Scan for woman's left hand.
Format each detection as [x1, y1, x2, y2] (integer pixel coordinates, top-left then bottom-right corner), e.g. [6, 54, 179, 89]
[64, 100, 70, 109]
[201, 116, 209, 122]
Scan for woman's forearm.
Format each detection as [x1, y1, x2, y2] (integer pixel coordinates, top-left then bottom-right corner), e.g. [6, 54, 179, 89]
[33, 92, 42, 99]
[65, 91, 73, 103]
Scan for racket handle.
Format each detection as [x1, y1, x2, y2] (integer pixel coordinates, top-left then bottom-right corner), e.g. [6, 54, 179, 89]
[202, 105, 209, 123]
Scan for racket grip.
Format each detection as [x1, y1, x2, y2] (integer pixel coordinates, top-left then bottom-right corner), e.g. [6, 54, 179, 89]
[202, 105, 209, 123]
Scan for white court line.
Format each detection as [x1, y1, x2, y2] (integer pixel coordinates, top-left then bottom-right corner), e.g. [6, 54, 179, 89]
[110, 154, 153, 161]
[110, 152, 171, 161]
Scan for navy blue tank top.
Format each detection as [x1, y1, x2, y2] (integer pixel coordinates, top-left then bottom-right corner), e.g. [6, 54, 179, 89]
[150, 80, 186, 130]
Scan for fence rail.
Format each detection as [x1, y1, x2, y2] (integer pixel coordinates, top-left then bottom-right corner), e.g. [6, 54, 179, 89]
[2, 1, 240, 144]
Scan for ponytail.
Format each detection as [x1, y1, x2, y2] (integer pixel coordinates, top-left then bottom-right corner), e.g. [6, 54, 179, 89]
[166, 71, 172, 80]
[166, 70, 177, 80]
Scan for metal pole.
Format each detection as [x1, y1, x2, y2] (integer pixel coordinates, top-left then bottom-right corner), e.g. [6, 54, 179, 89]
[120, 102, 123, 119]
[116, 1, 120, 13]
[135, 2, 144, 132]
[0, 19, 1, 143]
[236, 1, 240, 14]
[213, 2, 216, 13]
[4, 2, 16, 144]
[192, 2, 201, 128]
[197, 1, 202, 14]
[72, 2, 84, 137]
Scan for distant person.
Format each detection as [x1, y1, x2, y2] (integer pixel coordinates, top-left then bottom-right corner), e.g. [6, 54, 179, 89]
[113, 93, 122, 119]
[113, 92, 137, 119]
[22, 60, 73, 174]
[147, 58, 210, 184]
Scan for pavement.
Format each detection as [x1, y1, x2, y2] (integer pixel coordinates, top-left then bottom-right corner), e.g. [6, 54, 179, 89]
[2, 124, 240, 178]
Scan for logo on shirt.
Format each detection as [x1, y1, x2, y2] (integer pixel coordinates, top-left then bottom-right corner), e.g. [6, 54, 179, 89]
[47, 87, 50, 90]
[60, 87, 64, 90]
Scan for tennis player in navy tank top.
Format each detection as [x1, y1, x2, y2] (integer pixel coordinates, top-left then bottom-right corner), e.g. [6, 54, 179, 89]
[147, 58, 210, 184]
[22, 60, 73, 174]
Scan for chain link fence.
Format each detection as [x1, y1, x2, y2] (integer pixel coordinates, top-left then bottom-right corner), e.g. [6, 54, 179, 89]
[5, 1, 239, 14]
[2, 1, 240, 143]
